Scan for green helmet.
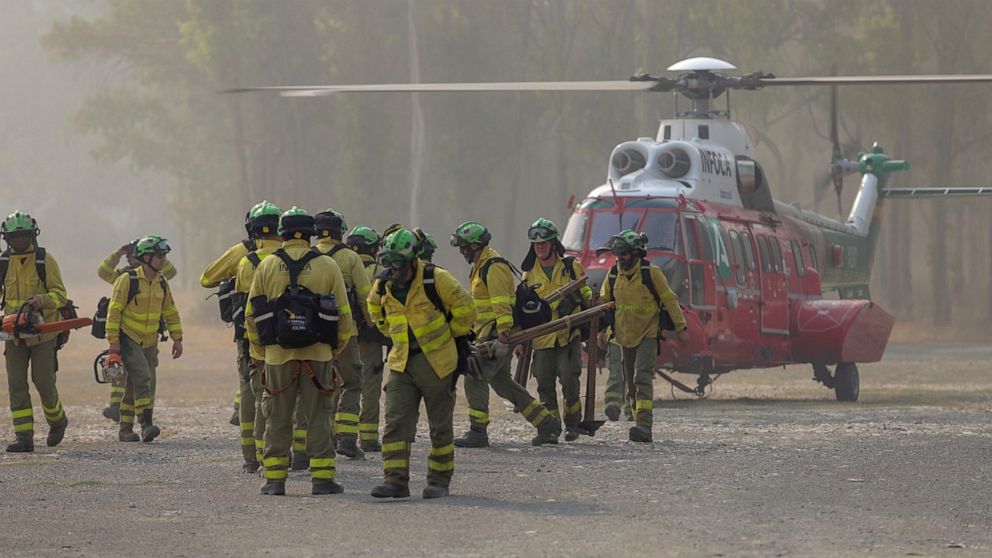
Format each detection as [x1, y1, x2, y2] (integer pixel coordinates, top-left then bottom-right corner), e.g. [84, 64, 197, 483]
[1, 211, 39, 237]
[383, 223, 404, 239]
[379, 228, 419, 269]
[314, 209, 347, 238]
[346, 226, 380, 248]
[248, 200, 282, 236]
[450, 221, 491, 247]
[527, 218, 559, 243]
[607, 229, 647, 254]
[278, 207, 315, 240]
[135, 235, 171, 258]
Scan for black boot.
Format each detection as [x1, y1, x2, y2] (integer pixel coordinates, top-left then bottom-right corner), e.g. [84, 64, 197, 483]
[422, 484, 449, 499]
[229, 405, 240, 426]
[47, 417, 68, 447]
[139, 409, 160, 443]
[119, 426, 140, 442]
[291, 451, 309, 471]
[453, 426, 489, 448]
[336, 438, 365, 460]
[371, 483, 410, 499]
[531, 420, 561, 446]
[564, 427, 580, 442]
[311, 480, 344, 495]
[604, 406, 620, 422]
[5, 436, 34, 453]
[360, 439, 382, 453]
[260, 481, 285, 496]
[628, 426, 653, 443]
[102, 405, 120, 422]
[243, 460, 260, 474]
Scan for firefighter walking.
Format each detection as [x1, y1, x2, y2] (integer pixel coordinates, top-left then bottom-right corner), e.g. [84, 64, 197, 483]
[519, 218, 593, 442]
[367, 228, 475, 499]
[245, 208, 355, 496]
[449, 221, 560, 448]
[105, 236, 183, 443]
[1, 211, 70, 453]
[97, 238, 178, 422]
[598, 230, 688, 443]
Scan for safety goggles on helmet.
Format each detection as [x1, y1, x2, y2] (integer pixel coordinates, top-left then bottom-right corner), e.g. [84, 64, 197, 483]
[527, 225, 556, 242]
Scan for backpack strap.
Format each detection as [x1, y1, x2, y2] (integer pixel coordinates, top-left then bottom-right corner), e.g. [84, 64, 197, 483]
[322, 243, 348, 258]
[479, 256, 520, 285]
[274, 249, 321, 291]
[421, 264, 451, 321]
[606, 263, 619, 301]
[562, 256, 578, 281]
[639, 260, 662, 310]
[242, 239, 257, 252]
[34, 247, 47, 290]
[0, 249, 8, 306]
[126, 269, 140, 305]
[246, 252, 262, 268]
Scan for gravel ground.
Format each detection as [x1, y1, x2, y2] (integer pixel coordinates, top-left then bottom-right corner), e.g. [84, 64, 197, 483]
[1, 332, 990, 557]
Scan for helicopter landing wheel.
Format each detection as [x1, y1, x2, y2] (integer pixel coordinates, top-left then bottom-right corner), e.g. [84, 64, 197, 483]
[833, 362, 859, 402]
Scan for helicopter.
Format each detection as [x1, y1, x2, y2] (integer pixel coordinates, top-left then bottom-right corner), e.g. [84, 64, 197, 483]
[228, 57, 992, 401]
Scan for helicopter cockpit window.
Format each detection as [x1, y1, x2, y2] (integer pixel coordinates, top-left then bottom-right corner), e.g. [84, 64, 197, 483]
[562, 211, 588, 252]
[578, 198, 615, 209]
[639, 212, 678, 251]
[587, 210, 640, 252]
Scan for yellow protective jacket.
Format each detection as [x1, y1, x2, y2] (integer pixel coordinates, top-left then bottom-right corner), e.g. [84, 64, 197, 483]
[599, 260, 686, 348]
[522, 255, 593, 349]
[367, 261, 475, 378]
[200, 240, 254, 288]
[106, 268, 182, 348]
[1, 248, 67, 346]
[315, 238, 373, 328]
[233, 239, 282, 352]
[359, 254, 385, 283]
[98, 249, 177, 284]
[245, 240, 355, 365]
[469, 246, 516, 339]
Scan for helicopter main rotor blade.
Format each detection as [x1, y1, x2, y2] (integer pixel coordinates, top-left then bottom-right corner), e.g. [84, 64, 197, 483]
[224, 80, 660, 96]
[881, 187, 992, 199]
[754, 74, 992, 86]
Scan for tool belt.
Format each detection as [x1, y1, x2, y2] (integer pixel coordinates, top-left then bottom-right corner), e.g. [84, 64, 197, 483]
[260, 360, 338, 397]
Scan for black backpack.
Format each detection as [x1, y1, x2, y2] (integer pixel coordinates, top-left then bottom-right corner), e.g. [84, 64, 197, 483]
[251, 249, 339, 350]
[230, 251, 263, 342]
[0, 247, 78, 350]
[214, 239, 257, 324]
[479, 256, 551, 333]
[606, 259, 678, 333]
[91, 269, 169, 341]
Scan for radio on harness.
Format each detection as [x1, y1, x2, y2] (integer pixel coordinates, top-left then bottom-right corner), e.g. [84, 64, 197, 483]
[251, 249, 339, 350]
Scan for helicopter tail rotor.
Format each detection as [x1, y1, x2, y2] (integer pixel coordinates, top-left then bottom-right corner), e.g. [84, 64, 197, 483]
[816, 83, 860, 215]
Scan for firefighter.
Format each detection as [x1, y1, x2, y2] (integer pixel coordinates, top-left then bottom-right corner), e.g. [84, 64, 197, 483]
[97, 239, 178, 422]
[1, 211, 69, 453]
[449, 221, 560, 448]
[245, 207, 355, 496]
[106, 236, 183, 443]
[314, 209, 372, 460]
[232, 201, 283, 473]
[367, 228, 475, 499]
[200, 202, 271, 427]
[519, 218, 593, 442]
[346, 225, 387, 452]
[598, 230, 688, 443]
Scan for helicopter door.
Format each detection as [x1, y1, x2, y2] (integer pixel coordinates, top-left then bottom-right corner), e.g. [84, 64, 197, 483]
[681, 215, 717, 310]
[752, 228, 789, 335]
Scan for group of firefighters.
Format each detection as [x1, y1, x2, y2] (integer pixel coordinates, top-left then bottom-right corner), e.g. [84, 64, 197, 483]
[2, 203, 688, 499]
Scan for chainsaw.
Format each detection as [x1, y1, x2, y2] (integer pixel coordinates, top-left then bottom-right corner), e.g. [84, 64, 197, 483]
[93, 349, 126, 384]
[0, 303, 93, 342]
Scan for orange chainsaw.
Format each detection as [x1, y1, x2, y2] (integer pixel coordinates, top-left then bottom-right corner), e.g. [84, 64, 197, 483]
[1, 303, 93, 342]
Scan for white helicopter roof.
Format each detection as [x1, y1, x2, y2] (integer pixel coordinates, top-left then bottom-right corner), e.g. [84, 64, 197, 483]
[667, 57, 737, 72]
